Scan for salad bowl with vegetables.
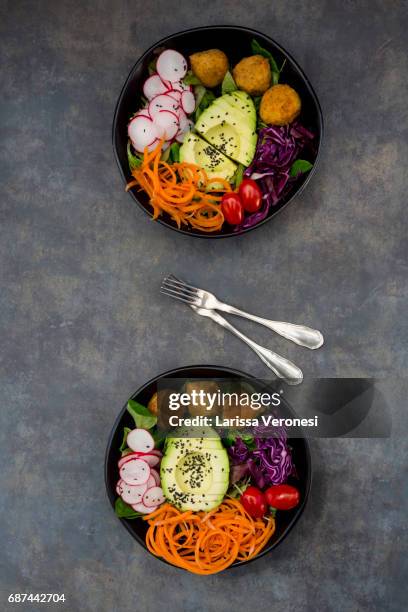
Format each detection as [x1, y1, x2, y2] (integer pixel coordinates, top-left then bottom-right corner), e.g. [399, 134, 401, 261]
[105, 366, 311, 574]
[113, 26, 323, 237]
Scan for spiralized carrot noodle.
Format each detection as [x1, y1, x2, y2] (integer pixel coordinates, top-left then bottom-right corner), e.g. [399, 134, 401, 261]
[126, 140, 232, 232]
[143, 499, 275, 575]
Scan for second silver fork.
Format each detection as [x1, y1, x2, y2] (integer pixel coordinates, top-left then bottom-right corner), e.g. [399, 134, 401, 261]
[160, 275, 304, 384]
[162, 275, 324, 349]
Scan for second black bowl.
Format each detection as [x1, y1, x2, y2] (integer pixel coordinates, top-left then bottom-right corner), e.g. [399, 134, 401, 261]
[113, 25, 323, 238]
[105, 365, 312, 570]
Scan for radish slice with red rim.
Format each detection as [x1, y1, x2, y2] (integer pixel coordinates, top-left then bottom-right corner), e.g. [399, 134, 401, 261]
[166, 89, 182, 103]
[116, 479, 124, 495]
[181, 90, 196, 114]
[175, 132, 187, 144]
[146, 474, 156, 489]
[171, 81, 192, 93]
[128, 116, 158, 153]
[127, 429, 155, 453]
[121, 481, 148, 505]
[143, 74, 168, 100]
[148, 94, 180, 118]
[131, 502, 158, 515]
[119, 458, 150, 485]
[119, 450, 160, 468]
[153, 110, 179, 140]
[133, 109, 152, 120]
[177, 109, 189, 132]
[118, 452, 139, 469]
[150, 468, 161, 486]
[138, 453, 160, 468]
[156, 49, 188, 83]
[143, 486, 165, 507]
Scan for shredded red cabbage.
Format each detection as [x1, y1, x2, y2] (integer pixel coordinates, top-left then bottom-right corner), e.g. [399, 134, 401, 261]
[228, 427, 294, 488]
[235, 121, 315, 230]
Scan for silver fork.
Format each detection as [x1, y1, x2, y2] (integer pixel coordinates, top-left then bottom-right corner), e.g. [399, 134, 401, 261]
[161, 275, 324, 349]
[160, 276, 303, 384]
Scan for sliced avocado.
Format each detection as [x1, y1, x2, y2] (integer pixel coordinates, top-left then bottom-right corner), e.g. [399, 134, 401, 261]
[179, 132, 236, 185]
[195, 91, 257, 166]
[166, 427, 224, 451]
[160, 434, 229, 511]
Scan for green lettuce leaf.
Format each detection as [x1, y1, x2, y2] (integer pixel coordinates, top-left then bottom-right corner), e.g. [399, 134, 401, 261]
[221, 71, 237, 95]
[289, 159, 313, 177]
[115, 497, 142, 519]
[127, 399, 157, 430]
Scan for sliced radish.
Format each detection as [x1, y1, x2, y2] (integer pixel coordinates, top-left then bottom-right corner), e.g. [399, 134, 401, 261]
[148, 94, 179, 118]
[133, 108, 152, 120]
[119, 458, 150, 485]
[172, 81, 192, 93]
[177, 109, 189, 132]
[143, 74, 168, 100]
[150, 468, 161, 486]
[141, 453, 161, 468]
[131, 502, 158, 515]
[156, 49, 188, 83]
[116, 479, 124, 495]
[166, 89, 182, 103]
[146, 138, 160, 152]
[120, 481, 148, 505]
[149, 449, 162, 458]
[143, 486, 165, 507]
[176, 131, 188, 144]
[128, 116, 158, 153]
[146, 474, 156, 489]
[118, 452, 139, 469]
[153, 110, 179, 140]
[127, 429, 155, 453]
[181, 90, 196, 114]
[119, 450, 161, 468]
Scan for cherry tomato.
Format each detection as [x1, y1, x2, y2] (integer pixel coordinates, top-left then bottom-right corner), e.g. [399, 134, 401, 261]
[221, 193, 243, 225]
[238, 179, 262, 213]
[240, 486, 267, 518]
[264, 485, 300, 510]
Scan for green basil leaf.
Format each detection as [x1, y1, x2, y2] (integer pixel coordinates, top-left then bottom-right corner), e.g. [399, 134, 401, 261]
[119, 427, 131, 452]
[115, 497, 142, 519]
[169, 142, 180, 163]
[290, 159, 313, 178]
[127, 141, 143, 171]
[147, 58, 157, 75]
[127, 399, 157, 430]
[194, 89, 216, 121]
[221, 71, 237, 95]
[234, 164, 245, 188]
[184, 71, 202, 85]
[251, 38, 281, 84]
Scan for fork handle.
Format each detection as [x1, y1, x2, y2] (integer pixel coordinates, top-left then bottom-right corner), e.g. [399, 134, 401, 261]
[206, 310, 303, 385]
[216, 303, 324, 350]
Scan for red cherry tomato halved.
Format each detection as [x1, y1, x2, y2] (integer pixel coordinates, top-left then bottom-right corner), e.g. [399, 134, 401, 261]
[240, 486, 267, 518]
[264, 484, 300, 510]
[238, 179, 262, 213]
[221, 193, 243, 225]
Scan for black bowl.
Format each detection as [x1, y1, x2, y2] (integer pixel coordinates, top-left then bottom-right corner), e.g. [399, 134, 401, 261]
[113, 25, 323, 238]
[105, 365, 312, 570]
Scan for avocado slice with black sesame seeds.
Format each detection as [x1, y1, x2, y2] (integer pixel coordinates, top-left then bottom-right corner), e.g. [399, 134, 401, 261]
[179, 132, 237, 187]
[195, 91, 257, 166]
[160, 432, 229, 512]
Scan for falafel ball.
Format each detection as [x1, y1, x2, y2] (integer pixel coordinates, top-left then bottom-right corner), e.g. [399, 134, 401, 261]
[189, 49, 229, 88]
[260, 84, 301, 126]
[232, 55, 271, 96]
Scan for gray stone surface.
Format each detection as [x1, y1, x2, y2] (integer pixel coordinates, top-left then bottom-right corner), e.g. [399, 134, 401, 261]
[1, 1, 407, 610]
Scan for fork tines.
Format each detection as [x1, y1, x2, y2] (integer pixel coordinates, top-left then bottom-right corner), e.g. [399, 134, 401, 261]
[160, 275, 200, 306]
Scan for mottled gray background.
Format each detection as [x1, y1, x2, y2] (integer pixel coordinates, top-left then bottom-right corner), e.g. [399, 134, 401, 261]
[1, 0, 407, 610]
